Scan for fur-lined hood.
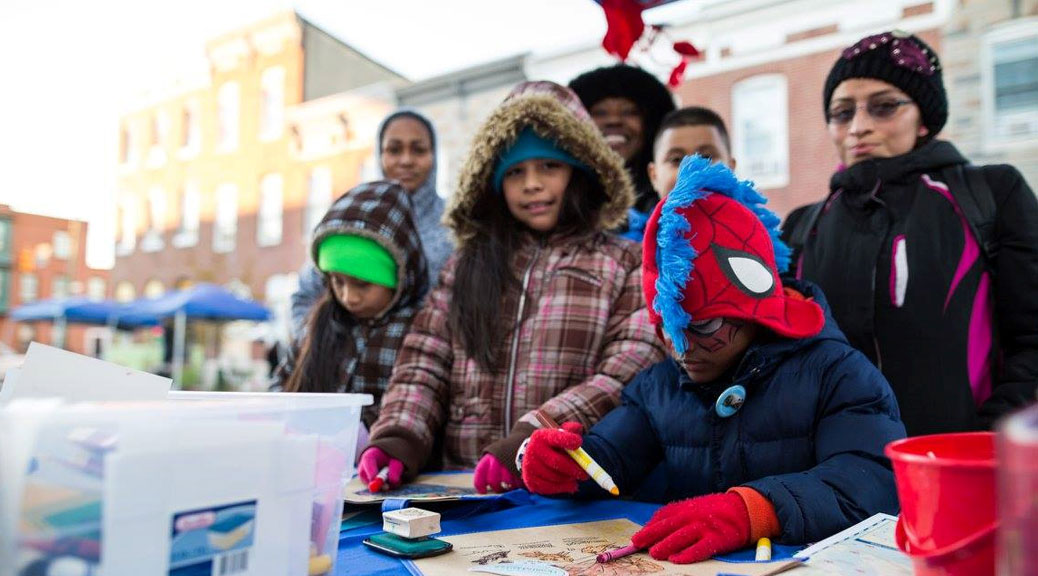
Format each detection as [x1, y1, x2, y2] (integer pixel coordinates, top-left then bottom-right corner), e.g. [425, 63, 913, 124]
[445, 95, 635, 247]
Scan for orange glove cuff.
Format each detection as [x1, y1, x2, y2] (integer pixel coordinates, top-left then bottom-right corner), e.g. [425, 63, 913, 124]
[727, 487, 781, 543]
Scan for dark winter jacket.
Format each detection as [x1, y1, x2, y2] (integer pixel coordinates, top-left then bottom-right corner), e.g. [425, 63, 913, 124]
[580, 280, 906, 544]
[788, 140, 1038, 436]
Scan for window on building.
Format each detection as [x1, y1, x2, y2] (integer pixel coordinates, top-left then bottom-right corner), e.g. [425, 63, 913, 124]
[181, 102, 200, 154]
[87, 277, 106, 300]
[148, 111, 169, 166]
[53, 230, 72, 260]
[260, 67, 286, 140]
[35, 244, 51, 269]
[119, 123, 133, 164]
[52, 275, 70, 299]
[114, 281, 136, 302]
[984, 22, 1038, 146]
[142, 186, 166, 252]
[214, 183, 238, 253]
[0, 269, 10, 313]
[0, 218, 12, 259]
[174, 181, 200, 248]
[257, 174, 283, 247]
[143, 279, 165, 299]
[731, 74, 790, 189]
[118, 196, 137, 255]
[305, 167, 333, 239]
[20, 273, 38, 303]
[217, 82, 240, 151]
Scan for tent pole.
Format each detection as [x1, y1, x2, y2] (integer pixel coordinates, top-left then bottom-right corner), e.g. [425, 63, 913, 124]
[55, 316, 67, 349]
[172, 310, 186, 388]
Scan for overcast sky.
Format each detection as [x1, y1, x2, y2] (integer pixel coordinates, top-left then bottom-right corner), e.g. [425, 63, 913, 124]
[0, 0, 697, 268]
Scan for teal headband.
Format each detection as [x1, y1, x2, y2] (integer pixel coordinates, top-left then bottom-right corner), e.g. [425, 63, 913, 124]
[492, 128, 588, 192]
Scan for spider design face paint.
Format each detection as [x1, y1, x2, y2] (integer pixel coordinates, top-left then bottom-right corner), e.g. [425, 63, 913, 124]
[687, 318, 744, 353]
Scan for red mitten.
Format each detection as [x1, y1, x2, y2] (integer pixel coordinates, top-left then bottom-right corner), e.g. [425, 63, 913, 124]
[631, 492, 751, 564]
[473, 453, 522, 494]
[519, 422, 589, 495]
[357, 447, 404, 489]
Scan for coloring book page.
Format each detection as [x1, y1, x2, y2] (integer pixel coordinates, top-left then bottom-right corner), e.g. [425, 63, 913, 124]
[411, 518, 801, 576]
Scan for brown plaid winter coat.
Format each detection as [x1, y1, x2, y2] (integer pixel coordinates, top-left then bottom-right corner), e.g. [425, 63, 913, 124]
[368, 95, 664, 476]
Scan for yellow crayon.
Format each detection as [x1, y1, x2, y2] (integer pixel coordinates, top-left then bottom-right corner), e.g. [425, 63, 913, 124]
[755, 537, 772, 561]
[534, 411, 619, 496]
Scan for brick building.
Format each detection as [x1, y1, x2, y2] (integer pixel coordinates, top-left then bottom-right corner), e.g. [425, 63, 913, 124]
[110, 11, 403, 325]
[0, 205, 109, 354]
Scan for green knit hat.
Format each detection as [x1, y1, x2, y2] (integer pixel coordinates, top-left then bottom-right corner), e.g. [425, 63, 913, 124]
[317, 234, 398, 289]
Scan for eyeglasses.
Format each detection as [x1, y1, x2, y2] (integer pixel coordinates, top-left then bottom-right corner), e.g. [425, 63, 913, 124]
[827, 99, 913, 125]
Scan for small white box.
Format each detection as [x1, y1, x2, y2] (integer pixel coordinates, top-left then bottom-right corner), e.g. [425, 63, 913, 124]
[382, 508, 441, 539]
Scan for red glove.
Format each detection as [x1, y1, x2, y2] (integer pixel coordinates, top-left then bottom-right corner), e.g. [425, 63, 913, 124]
[357, 447, 404, 490]
[519, 422, 589, 495]
[631, 492, 751, 564]
[473, 453, 522, 494]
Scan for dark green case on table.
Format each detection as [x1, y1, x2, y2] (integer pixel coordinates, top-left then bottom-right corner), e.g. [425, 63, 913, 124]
[362, 532, 453, 559]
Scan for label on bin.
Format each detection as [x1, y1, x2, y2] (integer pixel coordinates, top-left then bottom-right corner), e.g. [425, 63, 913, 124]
[169, 500, 257, 576]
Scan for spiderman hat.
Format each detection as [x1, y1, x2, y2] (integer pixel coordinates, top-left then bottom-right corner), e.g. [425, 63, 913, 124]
[643, 156, 824, 354]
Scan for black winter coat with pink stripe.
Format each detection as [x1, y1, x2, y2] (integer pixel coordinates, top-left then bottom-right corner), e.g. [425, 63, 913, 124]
[788, 140, 1038, 436]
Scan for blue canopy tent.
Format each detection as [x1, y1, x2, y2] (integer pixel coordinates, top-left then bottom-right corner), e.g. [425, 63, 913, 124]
[8, 297, 149, 350]
[113, 284, 271, 385]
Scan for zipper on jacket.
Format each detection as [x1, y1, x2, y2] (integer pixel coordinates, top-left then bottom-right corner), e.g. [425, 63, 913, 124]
[504, 241, 543, 435]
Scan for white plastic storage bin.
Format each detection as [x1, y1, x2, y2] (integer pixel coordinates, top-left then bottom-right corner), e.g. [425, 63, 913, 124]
[0, 392, 371, 576]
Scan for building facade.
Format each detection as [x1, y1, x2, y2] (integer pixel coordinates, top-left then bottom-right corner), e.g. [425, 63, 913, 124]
[0, 205, 109, 354]
[110, 10, 404, 329]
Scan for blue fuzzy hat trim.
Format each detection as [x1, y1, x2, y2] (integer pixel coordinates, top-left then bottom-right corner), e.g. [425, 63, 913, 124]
[653, 155, 790, 354]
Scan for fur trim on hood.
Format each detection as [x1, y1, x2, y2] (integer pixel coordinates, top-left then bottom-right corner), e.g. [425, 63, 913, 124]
[445, 95, 634, 247]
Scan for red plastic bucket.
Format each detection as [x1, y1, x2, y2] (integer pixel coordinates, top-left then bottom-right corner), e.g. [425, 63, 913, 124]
[885, 432, 997, 576]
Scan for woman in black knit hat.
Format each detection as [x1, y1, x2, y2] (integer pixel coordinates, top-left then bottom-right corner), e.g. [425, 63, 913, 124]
[570, 64, 676, 240]
[783, 31, 1038, 437]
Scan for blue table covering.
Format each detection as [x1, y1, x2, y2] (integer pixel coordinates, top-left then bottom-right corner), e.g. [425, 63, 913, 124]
[335, 491, 800, 575]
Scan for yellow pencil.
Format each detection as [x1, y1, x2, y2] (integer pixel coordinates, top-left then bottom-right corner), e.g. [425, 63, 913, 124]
[533, 411, 619, 496]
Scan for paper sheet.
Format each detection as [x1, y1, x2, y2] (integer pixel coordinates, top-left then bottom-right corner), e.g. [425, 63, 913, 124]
[343, 472, 496, 504]
[793, 513, 913, 575]
[411, 518, 801, 576]
[3, 343, 170, 404]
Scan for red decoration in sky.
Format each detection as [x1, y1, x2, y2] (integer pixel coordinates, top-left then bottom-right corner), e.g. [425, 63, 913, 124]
[593, 0, 702, 87]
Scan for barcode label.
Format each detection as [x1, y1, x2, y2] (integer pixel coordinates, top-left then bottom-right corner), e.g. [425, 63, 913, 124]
[214, 550, 249, 575]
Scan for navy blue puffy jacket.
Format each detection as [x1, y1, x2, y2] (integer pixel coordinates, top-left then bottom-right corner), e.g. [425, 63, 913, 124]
[580, 280, 906, 544]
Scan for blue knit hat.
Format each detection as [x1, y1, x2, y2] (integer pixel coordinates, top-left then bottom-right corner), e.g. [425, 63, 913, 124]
[492, 128, 587, 192]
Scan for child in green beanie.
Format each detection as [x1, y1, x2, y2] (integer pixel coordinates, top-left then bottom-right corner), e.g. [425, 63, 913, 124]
[275, 180, 429, 430]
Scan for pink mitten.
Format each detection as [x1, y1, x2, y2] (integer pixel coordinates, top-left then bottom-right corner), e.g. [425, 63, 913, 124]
[357, 446, 404, 489]
[473, 453, 522, 494]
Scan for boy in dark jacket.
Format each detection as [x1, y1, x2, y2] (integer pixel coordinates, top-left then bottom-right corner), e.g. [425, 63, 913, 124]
[519, 156, 906, 565]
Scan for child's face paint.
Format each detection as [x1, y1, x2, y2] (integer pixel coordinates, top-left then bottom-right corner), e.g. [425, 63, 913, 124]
[329, 273, 395, 319]
[648, 125, 735, 199]
[501, 158, 573, 233]
[670, 318, 757, 383]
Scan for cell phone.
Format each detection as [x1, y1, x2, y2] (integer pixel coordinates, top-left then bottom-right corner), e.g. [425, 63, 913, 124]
[362, 532, 453, 559]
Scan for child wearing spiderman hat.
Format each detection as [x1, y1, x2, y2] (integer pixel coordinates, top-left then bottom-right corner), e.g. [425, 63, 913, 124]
[519, 156, 906, 564]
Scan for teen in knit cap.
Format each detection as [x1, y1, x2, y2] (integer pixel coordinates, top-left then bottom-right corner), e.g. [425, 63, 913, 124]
[822, 30, 946, 140]
[784, 30, 1038, 437]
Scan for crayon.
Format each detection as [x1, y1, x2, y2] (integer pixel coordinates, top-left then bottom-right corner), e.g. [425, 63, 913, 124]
[755, 537, 772, 561]
[596, 543, 640, 563]
[368, 466, 390, 493]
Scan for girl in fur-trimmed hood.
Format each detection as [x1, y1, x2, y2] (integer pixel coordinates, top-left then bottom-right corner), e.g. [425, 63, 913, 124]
[359, 89, 665, 494]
